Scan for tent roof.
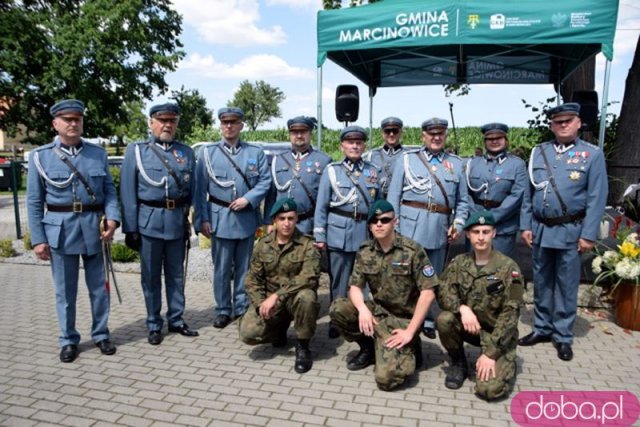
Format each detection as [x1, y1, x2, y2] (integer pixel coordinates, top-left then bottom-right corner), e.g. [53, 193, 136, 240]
[317, 0, 619, 88]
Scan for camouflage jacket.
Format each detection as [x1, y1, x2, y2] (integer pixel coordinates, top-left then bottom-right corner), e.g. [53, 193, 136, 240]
[245, 229, 320, 305]
[349, 234, 438, 319]
[439, 250, 524, 359]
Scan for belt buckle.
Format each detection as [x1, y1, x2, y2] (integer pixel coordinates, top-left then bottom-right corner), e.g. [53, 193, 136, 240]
[426, 201, 435, 212]
[166, 199, 176, 209]
[72, 202, 83, 213]
[353, 209, 357, 220]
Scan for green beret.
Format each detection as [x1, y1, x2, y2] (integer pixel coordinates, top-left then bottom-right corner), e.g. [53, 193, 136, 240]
[340, 125, 367, 141]
[218, 107, 244, 120]
[367, 199, 394, 222]
[50, 99, 85, 117]
[421, 117, 448, 131]
[546, 102, 580, 119]
[287, 116, 316, 130]
[480, 122, 509, 135]
[381, 117, 403, 128]
[149, 103, 180, 117]
[464, 211, 496, 230]
[269, 197, 298, 218]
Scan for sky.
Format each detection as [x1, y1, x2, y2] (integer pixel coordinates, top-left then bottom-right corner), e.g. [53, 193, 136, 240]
[157, 0, 640, 132]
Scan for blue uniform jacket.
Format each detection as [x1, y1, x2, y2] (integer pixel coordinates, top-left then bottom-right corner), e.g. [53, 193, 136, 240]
[26, 138, 120, 255]
[120, 139, 195, 240]
[264, 149, 332, 234]
[363, 146, 407, 197]
[313, 159, 381, 252]
[466, 152, 527, 236]
[193, 141, 271, 239]
[387, 149, 470, 250]
[520, 138, 607, 249]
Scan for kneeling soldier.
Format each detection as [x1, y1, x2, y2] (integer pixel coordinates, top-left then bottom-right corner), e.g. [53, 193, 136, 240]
[239, 198, 320, 373]
[330, 200, 438, 391]
[437, 211, 524, 400]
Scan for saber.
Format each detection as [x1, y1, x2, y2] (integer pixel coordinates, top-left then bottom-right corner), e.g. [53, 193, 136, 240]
[102, 239, 110, 294]
[105, 241, 122, 304]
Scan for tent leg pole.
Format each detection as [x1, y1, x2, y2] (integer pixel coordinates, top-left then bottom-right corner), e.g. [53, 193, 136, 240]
[369, 88, 374, 145]
[598, 60, 612, 150]
[317, 66, 323, 151]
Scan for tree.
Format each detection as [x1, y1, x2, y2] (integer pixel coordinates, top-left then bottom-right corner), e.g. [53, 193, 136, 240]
[111, 100, 148, 156]
[0, 0, 184, 144]
[229, 80, 285, 131]
[607, 35, 640, 206]
[169, 86, 214, 142]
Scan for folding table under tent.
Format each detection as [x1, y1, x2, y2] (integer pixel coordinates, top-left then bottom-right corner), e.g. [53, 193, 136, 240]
[316, 0, 619, 148]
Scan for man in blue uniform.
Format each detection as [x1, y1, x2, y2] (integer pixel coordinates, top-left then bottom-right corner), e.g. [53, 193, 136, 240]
[194, 107, 271, 329]
[363, 117, 407, 199]
[519, 103, 607, 361]
[121, 103, 198, 345]
[264, 116, 331, 235]
[27, 99, 120, 362]
[314, 126, 381, 338]
[387, 117, 471, 339]
[465, 123, 527, 258]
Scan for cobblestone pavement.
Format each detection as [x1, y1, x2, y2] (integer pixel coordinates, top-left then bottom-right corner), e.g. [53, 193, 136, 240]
[0, 262, 639, 427]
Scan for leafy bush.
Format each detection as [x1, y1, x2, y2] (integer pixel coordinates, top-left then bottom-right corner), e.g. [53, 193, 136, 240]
[109, 242, 139, 263]
[0, 239, 17, 258]
[109, 166, 121, 196]
[23, 231, 32, 250]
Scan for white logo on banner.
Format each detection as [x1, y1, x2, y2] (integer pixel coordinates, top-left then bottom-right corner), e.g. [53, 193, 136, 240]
[490, 14, 505, 30]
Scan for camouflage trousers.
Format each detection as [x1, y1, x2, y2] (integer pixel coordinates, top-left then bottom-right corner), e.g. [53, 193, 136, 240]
[437, 310, 516, 401]
[239, 289, 319, 344]
[330, 297, 418, 391]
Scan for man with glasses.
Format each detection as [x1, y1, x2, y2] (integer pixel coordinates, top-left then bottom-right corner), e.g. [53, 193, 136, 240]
[194, 107, 271, 329]
[121, 103, 198, 345]
[465, 123, 527, 258]
[27, 99, 120, 362]
[387, 118, 471, 339]
[519, 103, 607, 361]
[239, 198, 320, 374]
[264, 116, 331, 234]
[364, 117, 407, 199]
[314, 126, 381, 338]
[330, 200, 437, 390]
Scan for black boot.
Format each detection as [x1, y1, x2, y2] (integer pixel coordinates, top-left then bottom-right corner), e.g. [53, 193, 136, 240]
[413, 337, 423, 369]
[347, 337, 375, 371]
[294, 339, 313, 373]
[444, 351, 468, 389]
[272, 329, 288, 348]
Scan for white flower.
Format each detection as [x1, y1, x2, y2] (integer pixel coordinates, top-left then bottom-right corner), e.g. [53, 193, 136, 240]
[615, 258, 637, 280]
[625, 232, 639, 244]
[603, 250, 619, 265]
[592, 256, 603, 274]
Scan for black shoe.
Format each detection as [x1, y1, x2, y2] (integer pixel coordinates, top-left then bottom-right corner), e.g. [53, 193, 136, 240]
[95, 339, 116, 355]
[554, 342, 573, 361]
[413, 338, 423, 369]
[518, 332, 552, 346]
[328, 322, 340, 339]
[168, 323, 199, 337]
[272, 330, 288, 348]
[148, 330, 163, 345]
[444, 352, 468, 390]
[213, 314, 232, 329]
[423, 326, 437, 340]
[347, 338, 375, 371]
[294, 340, 313, 373]
[59, 344, 78, 363]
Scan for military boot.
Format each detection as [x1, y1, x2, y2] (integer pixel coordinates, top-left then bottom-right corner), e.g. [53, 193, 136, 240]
[294, 339, 313, 373]
[272, 329, 288, 348]
[347, 337, 375, 371]
[444, 351, 468, 389]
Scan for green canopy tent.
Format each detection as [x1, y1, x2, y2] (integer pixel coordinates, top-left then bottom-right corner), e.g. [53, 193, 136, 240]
[316, 0, 619, 147]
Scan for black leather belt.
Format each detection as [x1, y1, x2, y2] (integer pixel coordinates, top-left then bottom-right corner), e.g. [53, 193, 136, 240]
[329, 207, 368, 221]
[139, 198, 189, 209]
[208, 194, 231, 207]
[471, 195, 501, 209]
[401, 200, 452, 215]
[534, 211, 586, 226]
[46, 203, 103, 213]
[298, 209, 314, 221]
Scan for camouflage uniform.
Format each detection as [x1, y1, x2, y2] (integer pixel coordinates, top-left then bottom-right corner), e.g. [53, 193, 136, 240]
[330, 234, 438, 390]
[437, 250, 524, 400]
[239, 229, 320, 344]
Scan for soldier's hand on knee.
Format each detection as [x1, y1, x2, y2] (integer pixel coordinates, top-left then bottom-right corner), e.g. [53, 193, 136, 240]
[476, 354, 496, 382]
[385, 328, 412, 349]
[259, 294, 279, 319]
[460, 305, 481, 335]
[34, 243, 50, 261]
[358, 308, 377, 337]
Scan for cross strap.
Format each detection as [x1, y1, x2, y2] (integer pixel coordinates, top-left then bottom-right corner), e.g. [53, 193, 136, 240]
[416, 151, 450, 210]
[341, 163, 372, 209]
[218, 144, 253, 189]
[52, 146, 97, 203]
[147, 142, 185, 196]
[538, 145, 569, 216]
[278, 153, 315, 208]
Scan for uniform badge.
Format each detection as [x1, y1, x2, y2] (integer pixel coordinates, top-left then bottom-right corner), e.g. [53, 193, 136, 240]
[431, 166, 437, 172]
[422, 265, 435, 277]
[354, 170, 361, 177]
[569, 171, 581, 181]
[173, 149, 185, 163]
[248, 158, 257, 172]
[184, 173, 190, 182]
[369, 188, 377, 198]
